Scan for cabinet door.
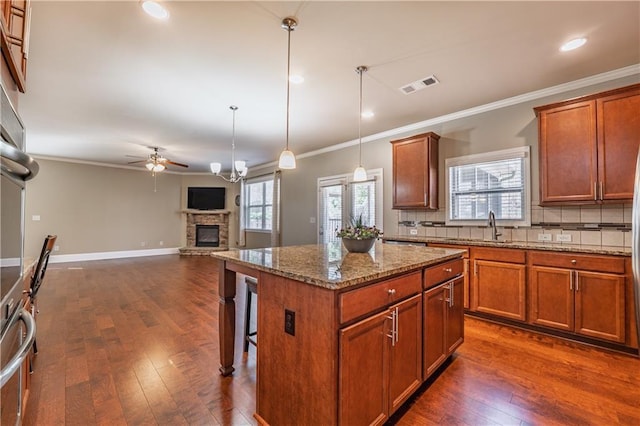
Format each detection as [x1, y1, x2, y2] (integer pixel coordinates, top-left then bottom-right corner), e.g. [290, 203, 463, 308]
[388, 294, 422, 414]
[538, 100, 597, 204]
[391, 133, 439, 209]
[423, 284, 446, 379]
[574, 271, 626, 343]
[529, 266, 574, 331]
[339, 310, 389, 426]
[446, 276, 464, 354]
[597, 87, 640, 201]
[472, 260, 526, 321]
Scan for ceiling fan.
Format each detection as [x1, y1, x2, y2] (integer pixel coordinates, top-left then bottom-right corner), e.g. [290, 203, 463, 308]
[127, 147, 188, 173]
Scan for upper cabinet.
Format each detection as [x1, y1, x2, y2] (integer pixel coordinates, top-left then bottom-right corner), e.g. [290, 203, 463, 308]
[535, 84, 640, 205]
[391, 132, 440, 210]
[1, 0, 31, 92]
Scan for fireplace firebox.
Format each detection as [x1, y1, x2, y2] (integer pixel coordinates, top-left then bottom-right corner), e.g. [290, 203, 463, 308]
[196, 225, 220, 247]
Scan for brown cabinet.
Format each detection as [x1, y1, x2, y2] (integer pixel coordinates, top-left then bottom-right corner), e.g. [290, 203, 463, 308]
[428, 243, 470, 309]
[529, 252, 626, 343]
[391, 132, 440, 210]
[535, 84, 640, 205]
[339, 294, 422, 425]
[423, 276, 464, 379]
[471, 247, 527, 321]
[0, 0, 30, 92]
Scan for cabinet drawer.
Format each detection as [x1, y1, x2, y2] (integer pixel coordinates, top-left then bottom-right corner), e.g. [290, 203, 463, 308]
[529, 251, 625, 274]
[424, 258, 464, 289]
[472, 247, 526, 264]
[339, 271, 421, 324]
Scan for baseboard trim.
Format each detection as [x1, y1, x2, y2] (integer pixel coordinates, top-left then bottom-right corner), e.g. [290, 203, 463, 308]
[49, 247, 180, 263]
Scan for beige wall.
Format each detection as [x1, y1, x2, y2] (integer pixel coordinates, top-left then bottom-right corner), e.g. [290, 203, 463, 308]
[279, 74, 640, 246]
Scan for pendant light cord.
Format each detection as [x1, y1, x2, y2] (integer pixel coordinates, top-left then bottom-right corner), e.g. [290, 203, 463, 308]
[358, 68, 363, 167]
[285, 23, 292, 151]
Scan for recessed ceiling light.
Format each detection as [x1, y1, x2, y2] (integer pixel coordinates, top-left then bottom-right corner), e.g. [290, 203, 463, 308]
[141, 1, 169, 20]
[289, 75, 304, 84]
[560, 37, 587, 52]
[361, 111, 374, 119]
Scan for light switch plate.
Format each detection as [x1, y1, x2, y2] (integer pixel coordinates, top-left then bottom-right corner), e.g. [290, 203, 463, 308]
[556, 234, 572, 242]
[538, 233, 552, 242]
[409, 229, 418, 235]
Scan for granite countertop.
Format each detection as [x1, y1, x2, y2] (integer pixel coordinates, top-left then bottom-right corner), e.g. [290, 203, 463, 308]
[383, 235, 631, 257]
[211, 241, 465, 290]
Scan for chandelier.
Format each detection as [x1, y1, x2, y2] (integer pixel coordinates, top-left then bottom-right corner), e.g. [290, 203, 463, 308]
[210, 105, 248, 183]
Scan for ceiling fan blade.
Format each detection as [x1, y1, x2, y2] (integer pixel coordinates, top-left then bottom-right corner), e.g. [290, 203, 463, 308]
[166, 160, 189, 168]
[125, 154, 145, 159]
[127, 160, 148, 164]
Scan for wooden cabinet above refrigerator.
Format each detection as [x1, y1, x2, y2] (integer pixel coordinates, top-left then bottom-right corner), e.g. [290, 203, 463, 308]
[1, 0, 31, 93]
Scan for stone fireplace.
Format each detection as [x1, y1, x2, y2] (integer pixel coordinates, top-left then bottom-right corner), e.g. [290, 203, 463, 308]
[180, 210, 230, 255]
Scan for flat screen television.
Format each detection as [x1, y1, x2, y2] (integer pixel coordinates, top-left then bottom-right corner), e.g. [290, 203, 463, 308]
[187, 187, 226, 210]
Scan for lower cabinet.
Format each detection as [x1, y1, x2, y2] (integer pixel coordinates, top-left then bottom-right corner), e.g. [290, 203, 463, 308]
[529, 253, 626, 343]
[472, 259, 526, 321]
[339, 294, 422, 426]
[423, 276, 464, 378]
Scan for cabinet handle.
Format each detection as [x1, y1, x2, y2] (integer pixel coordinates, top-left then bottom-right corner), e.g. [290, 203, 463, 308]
[388, 288, 396, 296]
[575, 271, 579, 292]
[394, 307, 399, 344]
[444, 268, 452, 273]
[386, 307, 398, 346]
[594, 182, 598, 201]
[570, 270, 573, 291]
[449, 282, 454, 308]
[474, 262, 478, 276]
[599, 181, 604, 200]
[571, 259, 577, 265]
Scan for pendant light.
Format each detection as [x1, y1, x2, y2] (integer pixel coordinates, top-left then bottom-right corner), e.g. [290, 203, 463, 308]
[278, 17, 298, 170]
[210, 106, 248, 183]
[353, 65, 368, 182]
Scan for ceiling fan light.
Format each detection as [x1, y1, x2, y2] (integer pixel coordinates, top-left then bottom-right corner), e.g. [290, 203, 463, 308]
[278, 149, 296, 169]
[353, 166, 367, 182]
[141, 1, 169, 20]
[210, 162, 222, 174]
[145, 162, 155, 171]
[153, 163, 166, 172]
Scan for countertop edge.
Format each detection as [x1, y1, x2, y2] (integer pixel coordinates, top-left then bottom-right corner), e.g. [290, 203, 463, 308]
[383, 236, 631, 257]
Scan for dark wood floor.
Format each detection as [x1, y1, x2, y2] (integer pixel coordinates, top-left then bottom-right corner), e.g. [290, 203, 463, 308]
[23, 255, 640, 425]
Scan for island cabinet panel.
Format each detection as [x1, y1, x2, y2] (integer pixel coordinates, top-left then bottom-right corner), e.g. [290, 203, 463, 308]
[256, 272, 338, 426]
[391, 132, 440, 210]
[423, 276, 464, 379]
[427, 244, 470, 309]
[339, 294, 422, 425]
[529, 251, 627, 344]
[535, 83, 640, 205]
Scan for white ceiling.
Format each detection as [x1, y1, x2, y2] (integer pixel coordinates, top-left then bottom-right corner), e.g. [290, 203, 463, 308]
[19, 1, 640, 173]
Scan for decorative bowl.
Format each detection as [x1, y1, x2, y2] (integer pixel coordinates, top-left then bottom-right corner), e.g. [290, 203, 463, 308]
[341, 237, 376, 253]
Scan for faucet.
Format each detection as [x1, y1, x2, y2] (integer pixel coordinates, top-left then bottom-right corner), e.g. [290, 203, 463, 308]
[488, 210, 502, 241]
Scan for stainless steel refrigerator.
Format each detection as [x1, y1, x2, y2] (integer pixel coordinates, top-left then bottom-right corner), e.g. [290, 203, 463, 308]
[633, 150, 640, 349]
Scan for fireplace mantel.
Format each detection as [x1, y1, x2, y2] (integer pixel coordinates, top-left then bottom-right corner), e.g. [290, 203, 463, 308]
[180, 210, 230, 256]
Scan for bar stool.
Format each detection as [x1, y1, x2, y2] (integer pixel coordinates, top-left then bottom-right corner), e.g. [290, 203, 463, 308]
[243, 276, 258, 352]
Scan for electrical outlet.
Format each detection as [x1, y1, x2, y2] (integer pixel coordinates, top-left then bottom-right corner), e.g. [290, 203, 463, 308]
[409, 229, 418, 236]
[32, 215, 40, 221]
[284, 309, 295, 336]
[537, 233, 552, 242]
[556, 234, 572, 242]
[159, 241, 164, 246]
[140, 242, 146, 247]
[53, 245, 59, 251]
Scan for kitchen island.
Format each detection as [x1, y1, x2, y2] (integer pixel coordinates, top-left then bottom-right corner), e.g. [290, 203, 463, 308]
[212, 242, 466, 425]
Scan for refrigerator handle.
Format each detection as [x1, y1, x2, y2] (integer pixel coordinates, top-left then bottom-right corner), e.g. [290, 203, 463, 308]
[0, 308, 36, 388]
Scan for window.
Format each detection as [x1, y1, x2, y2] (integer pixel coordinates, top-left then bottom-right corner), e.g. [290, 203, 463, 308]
[318, 169, 383, 244]
[244, 177, 273, 231]
[446, 147, 530, 226]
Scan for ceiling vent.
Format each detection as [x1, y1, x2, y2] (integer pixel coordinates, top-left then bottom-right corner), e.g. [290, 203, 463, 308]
[399, 75, 439, 95]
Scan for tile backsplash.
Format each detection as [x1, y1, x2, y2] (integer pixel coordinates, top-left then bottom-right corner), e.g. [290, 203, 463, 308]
[394, 203, 632, 248]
